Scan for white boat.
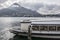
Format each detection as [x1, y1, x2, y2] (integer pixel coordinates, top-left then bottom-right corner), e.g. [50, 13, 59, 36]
[9, 17, 60, 39]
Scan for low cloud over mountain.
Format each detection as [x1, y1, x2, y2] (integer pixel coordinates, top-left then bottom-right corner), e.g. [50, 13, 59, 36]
[37, 4, 60, 15]
[0, 3, 41, 17]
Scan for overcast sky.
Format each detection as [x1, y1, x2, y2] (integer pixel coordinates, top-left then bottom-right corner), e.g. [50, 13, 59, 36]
[0, 0, 60, 8]
[0, 0, 60, 15]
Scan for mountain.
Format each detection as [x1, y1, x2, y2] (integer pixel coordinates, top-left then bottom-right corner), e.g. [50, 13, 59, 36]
[0, 3, 60, 17]
[0, 3, 41, 17]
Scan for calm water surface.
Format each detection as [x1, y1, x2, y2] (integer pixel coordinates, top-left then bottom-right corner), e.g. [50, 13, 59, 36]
[0, 17, 60, 40]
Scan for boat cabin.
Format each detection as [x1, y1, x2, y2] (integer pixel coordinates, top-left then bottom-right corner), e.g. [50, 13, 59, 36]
[20, 20, 60, 31]
[20, 20, 31, 31]
[32, 21, 60, 31]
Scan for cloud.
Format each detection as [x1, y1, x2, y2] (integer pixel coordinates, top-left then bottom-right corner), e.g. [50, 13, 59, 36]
[0, 0, 60, 10]
[20, 3, 44, 10]
[18, 0, 60, 11]
[37, 4, 60, 15]
[0, 0, 60, 15]
[0, 0, 20, 8]
[19, 0, 60, 5]
[0, 0, 7, 3]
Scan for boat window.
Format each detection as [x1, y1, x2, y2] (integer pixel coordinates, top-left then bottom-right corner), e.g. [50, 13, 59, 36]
[40, 26, 48, 31]
[57, 26, 60, 31]
[32, 25, 39, 31]
[49, 26, 56, 31]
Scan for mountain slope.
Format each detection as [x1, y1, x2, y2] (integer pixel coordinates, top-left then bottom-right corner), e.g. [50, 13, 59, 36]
[0, 3, 41, 17]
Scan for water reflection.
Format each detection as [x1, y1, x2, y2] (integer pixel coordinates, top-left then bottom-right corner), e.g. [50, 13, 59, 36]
[9, 35, 60, 40]
[9, 35, 28, 40]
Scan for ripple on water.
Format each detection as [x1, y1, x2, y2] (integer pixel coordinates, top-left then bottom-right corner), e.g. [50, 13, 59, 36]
[0, 27, 60, 40]
[0, 27, 14, 40]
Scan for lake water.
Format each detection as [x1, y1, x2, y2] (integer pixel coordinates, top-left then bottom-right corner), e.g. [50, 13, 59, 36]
[0, 17, 60, 40]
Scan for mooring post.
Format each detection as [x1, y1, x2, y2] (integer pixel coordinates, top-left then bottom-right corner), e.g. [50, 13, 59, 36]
[28, 25, 32, 40]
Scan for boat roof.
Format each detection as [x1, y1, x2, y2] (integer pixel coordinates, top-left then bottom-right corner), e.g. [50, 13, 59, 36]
[19, 17, 60, 25]
[31, 21, 60, 25]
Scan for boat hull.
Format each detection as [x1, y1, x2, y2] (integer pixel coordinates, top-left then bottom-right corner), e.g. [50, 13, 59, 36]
[9, 30, 60, 39]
